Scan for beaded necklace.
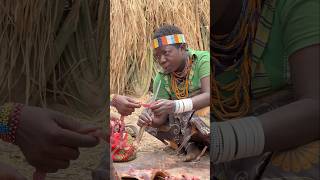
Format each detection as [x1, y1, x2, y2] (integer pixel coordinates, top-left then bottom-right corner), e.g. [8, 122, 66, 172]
[212, 0, 261, 120]
[171, 56, 193, 99]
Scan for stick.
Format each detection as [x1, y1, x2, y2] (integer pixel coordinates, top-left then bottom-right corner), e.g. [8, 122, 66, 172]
[195, 146, 208, 162]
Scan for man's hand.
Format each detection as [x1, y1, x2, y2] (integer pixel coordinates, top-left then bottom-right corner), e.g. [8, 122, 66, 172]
[150, 99, 175, 116]
[112, 95, 141, 116]
[15, 106, 101, 173]
[137, 109, 153, 127]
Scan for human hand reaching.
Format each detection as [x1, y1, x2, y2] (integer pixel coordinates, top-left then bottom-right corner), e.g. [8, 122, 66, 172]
[111, 95, 141, 116]
[15, 106, 101, 173]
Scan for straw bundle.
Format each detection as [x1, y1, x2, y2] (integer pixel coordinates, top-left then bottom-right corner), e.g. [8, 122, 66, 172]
[0, 0, 108, 117]
[110, 0, 210, 96]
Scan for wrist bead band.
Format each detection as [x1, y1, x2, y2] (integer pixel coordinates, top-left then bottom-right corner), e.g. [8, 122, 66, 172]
[230, 119, 247, 159]
[211, 116, 265, 164]
[251, 117, 265, 155]
[225, 121, 236, 162]
[174, 98, 193, 113]
[110, 94, 117, 107]
[0, 103, 24, 144]
[0, 103, 15, 142]
[211, 123, 220, 162]
[217, 122, 229, 162]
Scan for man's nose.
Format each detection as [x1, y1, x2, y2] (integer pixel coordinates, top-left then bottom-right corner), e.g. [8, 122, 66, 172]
[159, 54, 166, 64]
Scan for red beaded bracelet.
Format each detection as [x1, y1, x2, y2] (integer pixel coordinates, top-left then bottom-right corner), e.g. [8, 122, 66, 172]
[111, 94, 118, 107]
[9, 103, 24, 144]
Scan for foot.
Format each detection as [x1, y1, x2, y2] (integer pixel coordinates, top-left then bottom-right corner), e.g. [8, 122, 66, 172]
[183, 142, 201, 162]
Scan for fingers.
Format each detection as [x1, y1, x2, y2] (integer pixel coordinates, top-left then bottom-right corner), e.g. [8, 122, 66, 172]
[77, 126, 102, 134]
[150, 102, 162, 110]
[150, 100, 164, 110]
[53, 111, 98, 132]
[137, 113, 152, 127]
[78, 126, 103, 141]
[28, 155, 70, 173]
[150, 101, 167, 116]
[56, 128, 99, 148]
[153, 108, 166, 116]
[143, 112, 153, 125]
[137, 120, 145, 127]
[86, 129, 109, 143]
[34, 159, 70, 173]
[46, 146, 80, 160]
[118, 109, 133, 116]
[126, 98, 141, 107]
[126, 101, 141, 108]
[150, 99, 169, 111]
[52, 112, 100, 147]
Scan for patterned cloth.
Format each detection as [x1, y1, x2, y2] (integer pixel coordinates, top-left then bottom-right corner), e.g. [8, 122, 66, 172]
[145, 107, 210, 152]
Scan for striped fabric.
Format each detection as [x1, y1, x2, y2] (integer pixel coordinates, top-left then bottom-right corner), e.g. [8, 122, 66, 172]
[153, 34, 186, 49]
[251, 0, 276, 98]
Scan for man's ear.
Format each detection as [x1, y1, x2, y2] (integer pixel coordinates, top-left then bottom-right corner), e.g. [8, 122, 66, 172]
[180, 43, 187, 51]
[178, 44, 187, 57]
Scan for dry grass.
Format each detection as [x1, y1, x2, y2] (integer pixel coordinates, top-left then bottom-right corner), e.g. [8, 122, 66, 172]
[110, 0, 210, 96]
[0, 0, 108, 117]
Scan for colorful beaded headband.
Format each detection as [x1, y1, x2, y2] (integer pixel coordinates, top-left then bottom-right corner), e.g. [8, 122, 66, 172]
[152, 34, 186, 49]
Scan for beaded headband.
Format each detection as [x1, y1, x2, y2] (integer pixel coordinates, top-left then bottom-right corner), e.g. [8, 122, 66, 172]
[152, 34, 186, 49]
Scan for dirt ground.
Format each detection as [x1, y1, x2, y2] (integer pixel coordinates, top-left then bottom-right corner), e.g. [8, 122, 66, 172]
[112, 95, 210, 180]
[0, 94, 210, 179]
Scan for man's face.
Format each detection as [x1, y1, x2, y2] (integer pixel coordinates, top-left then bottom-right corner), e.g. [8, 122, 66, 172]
[153, 45, 184, 74]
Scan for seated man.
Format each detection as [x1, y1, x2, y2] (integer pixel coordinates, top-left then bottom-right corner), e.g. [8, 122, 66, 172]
[137, 25, 210, 162]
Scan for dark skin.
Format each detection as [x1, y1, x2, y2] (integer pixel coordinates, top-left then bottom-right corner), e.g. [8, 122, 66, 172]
[15, 106, 101, 173]
[260, 45, 320, 152]
[137, 44, 210, 128]
[0, 106, 101, 179]
[111, 95, 141, 116]
[214, 0, 319, 153]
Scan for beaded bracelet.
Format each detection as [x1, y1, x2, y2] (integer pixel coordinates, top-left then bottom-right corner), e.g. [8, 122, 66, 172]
[230, 119, 247, 159]
[211, 123, 220, 162]
[0, 103, 24, 144]
[174, 98, 193, 113]
[110, 94, 118, 107]
[110, 94, 115, 106]
[212, 117, 265, 163]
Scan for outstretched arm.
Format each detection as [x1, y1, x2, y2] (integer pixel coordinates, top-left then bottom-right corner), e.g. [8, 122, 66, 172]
[259, 44, 319, 152]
